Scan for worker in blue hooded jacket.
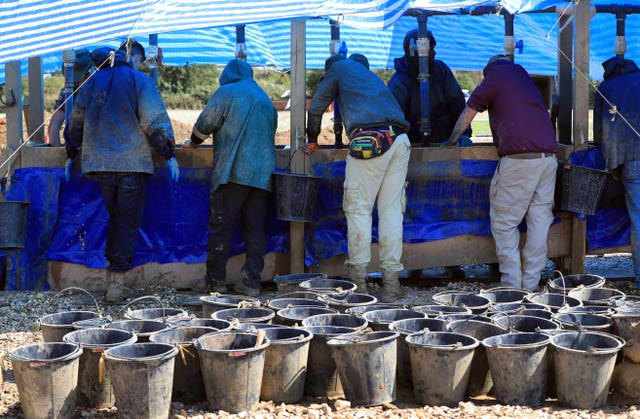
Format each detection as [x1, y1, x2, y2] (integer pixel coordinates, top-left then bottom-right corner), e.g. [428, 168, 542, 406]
[187, 59, 277, 296]
[594, 56, 640, 287]
[67, 40, 179, 302]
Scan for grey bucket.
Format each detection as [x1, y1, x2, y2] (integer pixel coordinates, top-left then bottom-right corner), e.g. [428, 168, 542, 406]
[493, 314, 560, 332]
[62, 328, 137, 408]
[551, 331, 624, 408]
[482, 332, 550, 406]
[362, 309, 426, 331]
[232, 322, 282, 332]
[0, 181, 29, 249]
[515, 309, 554, 320]
[195, 331, 270, 413]
[107, 319, 170, 342]
[261, 327, 313, 403]
[413, 304, 472, 317]
[446, 319, 508, 397]
[149, 326, 218, 403]
[298, 278, 357, 295]
[347, 303, 404, 316]
[40, 311, 101, 342]
[558, 305, 613, 315]
[266, 297, 328, 311]
[479, 287, 530, 304]
[552, 312, 614, 333]
[548, 273, 606, 294]
[612, 310, 640, 342]
[179, 318, 233, 330]
[275, 306, 338, 326]
[274, 273, 328, 294]
[302, 325, 358, 397]
[103, 342, 179, 418]
[211, 307, 275, 324]
[567, 287, 626, 306]
[319, 292, 378, 313]
[327, 331, 399, 406]
[273, 171, 321, 222]
[9, 342, 83, 419]
[487, 302, 550, 317]
[406, 331, 479, 405]
[437, 313, 493, 323]
[430, 291, 491, 315]
[525, 292, 582, 312]
[199, 294, 260, 318]
[389, 318, 448, 392]
[124, 307, 190, 322]
[301, 313, 368, 330]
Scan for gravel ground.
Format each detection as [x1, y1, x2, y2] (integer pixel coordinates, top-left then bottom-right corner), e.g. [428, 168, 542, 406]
[1, 255, 639, 418]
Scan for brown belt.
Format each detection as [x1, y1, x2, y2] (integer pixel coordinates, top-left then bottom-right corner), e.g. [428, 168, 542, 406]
[507, 152, 555, 160]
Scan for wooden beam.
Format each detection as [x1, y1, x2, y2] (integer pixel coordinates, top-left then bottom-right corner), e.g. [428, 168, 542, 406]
[3, 61, 23, 178]
[27, 56, 45, 144]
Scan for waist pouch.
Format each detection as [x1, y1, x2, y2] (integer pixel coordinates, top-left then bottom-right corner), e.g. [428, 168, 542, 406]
[348, 129, 398, 159]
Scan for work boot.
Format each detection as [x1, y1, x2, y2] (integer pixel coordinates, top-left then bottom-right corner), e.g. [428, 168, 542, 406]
[206, 278, 228, 294]
[105, 271, 135, 303]
[381, 269, 404, 303]
[347, 265, 368, 293]
[233, 279, 260, 297]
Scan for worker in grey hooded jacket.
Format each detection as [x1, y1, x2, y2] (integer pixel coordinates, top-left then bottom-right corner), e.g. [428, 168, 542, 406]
[188, 59, 277, 296]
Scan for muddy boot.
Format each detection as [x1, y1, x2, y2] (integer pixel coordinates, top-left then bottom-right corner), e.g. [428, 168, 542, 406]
[347, 265, 368, 293]
[106, 271, 135, 303]
[381, 269, 403, 303]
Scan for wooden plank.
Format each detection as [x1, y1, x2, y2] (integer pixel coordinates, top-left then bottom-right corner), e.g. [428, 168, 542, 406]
[3, 61, 23, 177]
[27, 57, 45, 144]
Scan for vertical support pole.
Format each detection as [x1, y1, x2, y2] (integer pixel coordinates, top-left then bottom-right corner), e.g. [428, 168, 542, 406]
[503, 13, 516, 61]
[570, 0, 591, 274]
[236, 25, 247, 60]
[289, 20, 306, 274]
[5, 61, 23, 171]
[26, 57, 44, 144]
[329, 19, 344, 148]
[62, 50, 75, 142]
[557, 13, 573, 144]
[615, 12, 626, 58]
[416, 13, 431, 139]
[148, 34, 159, 86]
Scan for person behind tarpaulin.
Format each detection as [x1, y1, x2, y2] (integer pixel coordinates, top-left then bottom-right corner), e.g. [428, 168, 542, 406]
[594, 56, 640, 287]
[186, 59, 277, 297]
[388, 29, 471, 146]
[445, 54, 557, 291]
[47, 48, 93, 147]
[66, 40, 180, 302]
[305, 54, 411, 302]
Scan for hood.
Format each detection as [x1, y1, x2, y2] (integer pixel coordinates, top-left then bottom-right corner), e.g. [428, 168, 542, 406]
[219, 59, 253, 85]
[602, 56, 640, 80]
[90, 47, 131, 69]
[393, 56, 417, 77]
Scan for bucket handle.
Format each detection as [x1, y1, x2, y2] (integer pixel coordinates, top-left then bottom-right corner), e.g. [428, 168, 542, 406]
[51, 287, 103, 316]
[114, 295, 167, 323]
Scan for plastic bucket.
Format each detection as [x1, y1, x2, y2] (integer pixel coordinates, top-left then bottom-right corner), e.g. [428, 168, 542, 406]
[430, 291, 491, 315]
[327, 331, 399, 406]
[548, 273, 606, 294]
[124, 307, 189, 322]
[479, 287, 530, 304]
[0, 198, 29, 249]
[273, 171, 321, 222]
[266, 297, 328, 311]
[9, 342, 83, 419]
[482, 332, 550, 406]
[567, 287, 626, 306]
[516, 309, 554, 320]
[406, 331, 479, 405]
[274, 273, 328, 294]
[558, 305, 613, 315]
[40, 311, 101, 342]
[148, 326, 217, 403]
[446, 320, 508, 397]
[180, 318, 233, 330]
[559, 164, 608, 215]
[275, 306, 338, 326]
[525, 292, 583, 312]
[551, 331, 624, 408]
[552, 312, 614, 333]
[199, 294, 260, 318]
[195, 331, 270, 413]
[437, 313, 493, 323]
[261, 327, 313, 403]
[62, 328, 137, 408]
[487, 302, 550, 316]
[413, 304, 472, 317]
[103, 343, 178, 418]
[298, 278, 357, 295]
[107, 319, 170, 342]
[493, 314, 559, 332]
[276, 290, 322, 300]
[362, 309, 426, 331]
[211, 307, 275, 324]
[302, 325, 357, 397]
[347, 303, 404, 316]
[612, 311, 640, 342]
[232, 322, 282, 332]
[301, 313, 368, 330]
[319, 292, 377, 313]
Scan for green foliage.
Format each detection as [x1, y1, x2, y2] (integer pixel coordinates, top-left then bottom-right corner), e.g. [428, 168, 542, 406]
[453, 70, 482, 93]
[157, 64, 220, 109]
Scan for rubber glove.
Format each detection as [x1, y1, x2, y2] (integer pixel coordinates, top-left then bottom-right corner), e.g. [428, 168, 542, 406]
[64, 158, 75, 181]
[457, 135, 474, 147]
[303, 142, 318, 155]
[167, 157, 180, 182]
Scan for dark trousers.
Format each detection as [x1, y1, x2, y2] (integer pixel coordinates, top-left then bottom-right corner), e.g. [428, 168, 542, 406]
[94, 172, 147, 272]
[205, 182, 269, 288]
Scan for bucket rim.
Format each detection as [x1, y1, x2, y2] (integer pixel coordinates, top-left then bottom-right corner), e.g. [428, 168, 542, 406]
[300, 313, 368, 328]
[362, 308, 426, 324]
[319, 292, 378, 306]
[211, 307, 275, 323]
[326, 330, 400, 347]
[550, 330, 625, 354]
[266, 297, 328, 310]
[103, 342, 179, 361]
[39, 310, 100, 327]
[62, 327, 138, 348]
[481, 331, 551, 349]
[199, 293, 260, 306]
[8, 342, 83, 363]
[388, 318, 448, 334]
[405, 331, 479, 349]
[263, 326, 314, 344]
[194, 330, 271, 352]
[148, 326, 219, 345]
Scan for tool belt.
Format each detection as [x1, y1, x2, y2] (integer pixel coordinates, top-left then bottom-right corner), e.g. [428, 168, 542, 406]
[348, 125, 404, 160]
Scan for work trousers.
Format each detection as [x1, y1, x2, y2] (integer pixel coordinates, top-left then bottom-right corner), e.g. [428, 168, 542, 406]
[489, 155, 557, 290]
[343, 133, 411, 272]
[205, 182, 269, 288]
[94, 172, 148, 272]
[622, 160, 640, 287]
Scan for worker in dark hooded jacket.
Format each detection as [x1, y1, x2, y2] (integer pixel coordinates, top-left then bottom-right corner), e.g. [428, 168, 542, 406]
[594, 56, 640, 287]
[67, 40, 179, 302]
[388, 29, 470, 146]
[187, 59, 277, 296]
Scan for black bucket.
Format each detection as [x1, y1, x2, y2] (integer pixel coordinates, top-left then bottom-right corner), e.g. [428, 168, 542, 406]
[62, 328, 137, 408]
[196, 331, 270, 413]
[199, 294, 261, 319]
[273, 171, 321, 222]
[274, 273, 328, 295]
[482, 332, 551, 406]
[276, 290, 322, 300]
[406, 331, 479, 405]
[299, 278, 357, 295]
[551, 331, 624, 408]
[347, 303, 404, 317]
[431, 291, 491, 315]
[232, 322, 282, 332]
[107, 319, 170, 342]
[493, 314, 560, 332]
[266, 297, 328, 311]
[525, 292, 583, 312]
[612, 310, 640, 343]
[362, 309, 426, 331]
[0, 181, 29, 249]
[558, 305, 613, 315]
[548, 273, 606, 294]
[413, 304, 472, 317]
[149, 326, 218, 403]
[567, 287, 626, 306]
[40, 311, 101, 342]
[479, 287, 530, 304]
[516, 309, 554, 320]
[211, 307, 275, 324]
[327, 331, 399, 406]
[301, 313, 368, 330]
[552, 312, 614, 333]
[559, 163, 607, 215]
[9, 342, 83, 418]
[437, 313, 493, 323]
[302, 325, 357, 397]
[446, 320, 508, 397]
[319, 292, 378, 313]
[180, 318, 233, 330]
[261, 327, 313, 403]
[275, 306, 338, 326]
[487, 302, 550, 317]
[124, 307, 190, 322]
[103, 343, 178, 418]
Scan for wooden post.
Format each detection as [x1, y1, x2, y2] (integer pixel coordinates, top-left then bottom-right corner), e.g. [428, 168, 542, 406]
[557, 14, 572, 144]
[289, 20, 306, 274]
[27, 56, 45, 144]
[571, 0, 590, 274]
[3, 61, 23, 176]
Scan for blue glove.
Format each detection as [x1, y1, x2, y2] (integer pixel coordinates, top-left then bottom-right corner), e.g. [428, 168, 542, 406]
[64, 158, 75, 181]
[167, 156, 179, 182]
[457, 135, 474, 147]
